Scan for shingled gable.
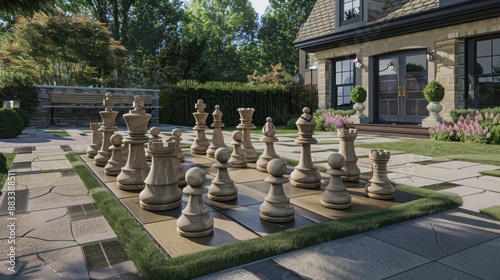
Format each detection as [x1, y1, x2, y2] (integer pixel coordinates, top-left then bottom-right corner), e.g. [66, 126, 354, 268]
[295, 0, 439, 43]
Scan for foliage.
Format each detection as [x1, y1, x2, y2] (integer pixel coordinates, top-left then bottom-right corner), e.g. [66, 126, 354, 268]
[257, 0, 315, 75]
[286, 116, 298, 129]
[323, 114, 350, 131]
[313, 109, 355, 131]
[0, 13, 128, 87]
[160, 80, 317, 127]
[181, 0, 258, 82]
[247, 63, 294, 85]
[423, 80, 445, 102]
[450, 107, 500, 122]
[0, 0, 56, 16]
[0, 153, 15, 190]
[430, 111, 500, 144]
[0, 75, 38, 113]
[350, 85, 367, 103]
[14, 108, 29, 127]
[0, 108, 24, 138]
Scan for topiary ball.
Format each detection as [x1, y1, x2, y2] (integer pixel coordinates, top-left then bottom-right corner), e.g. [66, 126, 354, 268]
[14, 108, 30, 127]
[350, 85, 367, 103]
[423, 80, 445, 102]
[0, 109, 24, 138]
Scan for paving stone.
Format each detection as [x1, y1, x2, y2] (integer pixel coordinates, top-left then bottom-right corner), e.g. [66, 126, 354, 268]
[0, 246, 90, 280]
[241, 180, 321, 198]
[27, 184, 92, 212]
[438, 186, 485, 197]
[71, 216, 116, 244]
[89, 260, 140, 280]
[244, 259, 305, 280]
[439, 237, 500, 280]
[451, 176, 500, 193]
[14, 152, 67, 162]
[388, 164, 479, 182]
[385, 261, 481, 280]
[459, 191, 500, 212]
[0, 208, 76, 258]
[204, 183, 267, 210]
[389, 174, 444, 187]
[365, 209, 500, 260]
[144, 211, 259, 258]
[274, 234, 429, 280]
[31, 159, 73, 172]
[195, 268, 259, 280]
[105, 182, 140, 199]
[427, 161, 482, 170]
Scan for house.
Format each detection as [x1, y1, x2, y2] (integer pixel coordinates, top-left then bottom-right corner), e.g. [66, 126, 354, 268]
[294, 0, 500, 125]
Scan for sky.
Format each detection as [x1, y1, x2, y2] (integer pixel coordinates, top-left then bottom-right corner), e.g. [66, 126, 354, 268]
[250, 0, 269, 16]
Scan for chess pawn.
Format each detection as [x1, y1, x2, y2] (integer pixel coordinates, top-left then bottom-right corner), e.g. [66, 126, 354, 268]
[321, 153, 352, 209]
[228, 131, 247, 168]
[257, 117, 280, 172]
[365, 150, 395, 200]
[172, 128, 185, 163]
[208, 148, 238, 201]
[87, 122, 102, 158]
[177, 167, 214, 237]
[139, 140, 182, 211]
[259, 159, 294, 222]
[105, 134, 126, 176]
[146, 127, 162, 162]
[168, 136, 186, 186]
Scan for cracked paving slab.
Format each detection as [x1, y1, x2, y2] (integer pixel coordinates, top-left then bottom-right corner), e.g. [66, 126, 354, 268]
[71, 216, 116, 245]
[0, 208, 77, 259]
[0, 246, 89, 280]
[365, 208, 500, 260]
[27, 183, 92, 212]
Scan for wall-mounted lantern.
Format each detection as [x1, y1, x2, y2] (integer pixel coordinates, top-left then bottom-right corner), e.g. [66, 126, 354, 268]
[426, 48, 435, 62]
[353, 57, 363, 69]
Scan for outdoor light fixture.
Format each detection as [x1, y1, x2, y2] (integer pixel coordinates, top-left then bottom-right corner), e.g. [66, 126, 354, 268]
[353, 57, 363, 69]
[426, 48, 435, 62]
[1, 95, 20, 109]
[379, 62, 395, 72]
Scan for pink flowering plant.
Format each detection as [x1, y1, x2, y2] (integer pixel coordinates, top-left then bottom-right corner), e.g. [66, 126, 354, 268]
[323, 114, 350, 131]
[429, 111, 500, 144]
[314, 109, 354, 131]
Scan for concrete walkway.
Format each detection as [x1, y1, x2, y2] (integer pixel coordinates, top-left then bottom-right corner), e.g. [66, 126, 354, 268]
[1, 125, 499, 279]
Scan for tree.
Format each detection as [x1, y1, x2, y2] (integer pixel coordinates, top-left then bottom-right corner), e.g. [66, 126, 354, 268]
[0, 13, 128, 87]
[0, 0, 56, 16]
[257, 0, 315, 75]
[181, 0, 259, 82]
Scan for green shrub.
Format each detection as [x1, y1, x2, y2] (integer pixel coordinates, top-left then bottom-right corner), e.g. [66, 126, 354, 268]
[14, 108, 29, 127]
[450, 109, 475, 122]
[0, 75, 39, 114]
[315, 116, 327, 131]
[350, 85, 367, 103]
[423, 80, 445, 102]
[286, 116, 298, 129]
[0, 109, 24, 138]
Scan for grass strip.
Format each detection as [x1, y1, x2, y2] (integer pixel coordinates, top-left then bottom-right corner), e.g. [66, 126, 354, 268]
[479, 169, 500, 177]
[50, 130, 71, 137]
[67, 151, 462, 279]
[222, 125, 298, 135]
[359, 140, 500, 166]
[480, 206, 500, 221]
[0, 153, 15, 189]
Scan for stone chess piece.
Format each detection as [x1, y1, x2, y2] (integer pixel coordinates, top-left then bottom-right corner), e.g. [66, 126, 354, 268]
[256, 117, 280, 172]
[104, 134, 126, 176]
[321, 153, 352, 209]
[228, 130, 247, 168]
[168, 136, 186, 186]
[117, 95, 151, 190]
[177, 167, 214, 237]
[190, 99, 210, 155]
[236, 108, 258, 163]
[259, 159, 294, 222]
[146, 127, 162, 162]
[208, 148, 238, 201]
[338, 128, 361, 181]
[207, 105, 227, 157]
[139, 140, 182, 210]
[172, 128, 185, 163]
[365, 150, 395, 200]
[94, 93, 119, 167]
[86, 122, 102, 158]
[290, 107, 321, 189]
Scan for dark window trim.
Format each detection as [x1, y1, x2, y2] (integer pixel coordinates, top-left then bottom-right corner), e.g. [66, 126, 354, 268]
[335, 0, 367, 32]
[440, 0, 470, 7]
[331, 56, 356, 108]
[296, 0, 500, 52]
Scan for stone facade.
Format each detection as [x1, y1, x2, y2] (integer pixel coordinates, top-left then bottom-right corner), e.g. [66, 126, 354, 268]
[313, 17, 500, 121]
[32, 85, 160, 127]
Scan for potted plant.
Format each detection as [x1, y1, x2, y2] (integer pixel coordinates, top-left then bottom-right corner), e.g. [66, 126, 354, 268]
[350, 85, 368, 124]
[422, 80, 445, 127]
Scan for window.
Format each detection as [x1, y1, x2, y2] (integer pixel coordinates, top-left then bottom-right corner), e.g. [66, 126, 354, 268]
[475, 37, 500, 107]
[332, 57, 355, 108]
[342, 0, 361, 24]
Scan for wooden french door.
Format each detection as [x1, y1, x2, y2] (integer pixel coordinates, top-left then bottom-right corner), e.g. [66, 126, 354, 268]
[377, 51, 428, 123]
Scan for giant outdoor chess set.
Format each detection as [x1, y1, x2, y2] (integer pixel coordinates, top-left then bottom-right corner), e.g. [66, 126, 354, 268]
[81, 93, 421, 258]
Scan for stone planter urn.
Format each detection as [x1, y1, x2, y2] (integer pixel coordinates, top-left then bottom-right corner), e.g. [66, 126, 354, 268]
[421, 80, 445, 128]
[421, 101, 443, 128]
[350, 102, 369, 124]
[337, 128, 360, 181]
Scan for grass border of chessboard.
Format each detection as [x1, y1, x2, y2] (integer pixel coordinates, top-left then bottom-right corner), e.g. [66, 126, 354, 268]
[66, 151, 463, 280]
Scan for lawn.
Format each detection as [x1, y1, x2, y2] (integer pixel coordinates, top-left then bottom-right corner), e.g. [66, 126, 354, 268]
[48, 130, 71, 137]
[0, 153, 15, 188]
[358, 139, 500, 166]
[222, 125, 298, 135]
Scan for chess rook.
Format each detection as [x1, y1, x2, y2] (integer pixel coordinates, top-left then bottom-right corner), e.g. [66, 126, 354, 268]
[365, 150, 395, 200]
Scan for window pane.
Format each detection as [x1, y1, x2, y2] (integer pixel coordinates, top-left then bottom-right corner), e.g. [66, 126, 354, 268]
[478, 77, 493, 106]
[342, 59, 351, 71]
[336, 61, 342, 69]
[493, 56, 500, 74]
[406, 54, 426, 72]
[336, 73, 342, 84]
[477, 40, 491, 57]
[494, 77, 500, 105]
[477, 57, 491, 75]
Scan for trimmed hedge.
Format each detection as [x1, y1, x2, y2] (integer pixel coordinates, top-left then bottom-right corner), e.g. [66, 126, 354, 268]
[14, 108, 30, 127]
[450, 107, 500, 122]
[160, 80, 318, 127]
[0, 109, 24, 138]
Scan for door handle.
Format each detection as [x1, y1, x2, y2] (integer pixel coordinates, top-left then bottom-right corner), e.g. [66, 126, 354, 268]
[398, 86, 406, 97]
